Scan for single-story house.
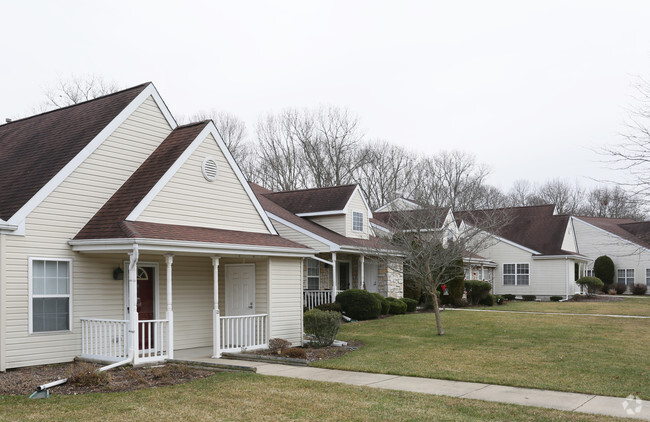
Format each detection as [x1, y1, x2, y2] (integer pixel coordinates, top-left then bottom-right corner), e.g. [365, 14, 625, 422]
[0, 83, 315, 371]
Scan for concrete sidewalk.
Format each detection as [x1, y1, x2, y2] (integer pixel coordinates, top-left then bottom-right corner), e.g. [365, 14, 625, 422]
[183, 356, 649, 420]
[446, 308, 650, 319]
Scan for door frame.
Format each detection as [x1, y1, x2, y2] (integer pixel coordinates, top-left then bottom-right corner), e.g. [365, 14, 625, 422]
[122, 261, 160, 321]
[364, 260, 379, 293]
[225, 263, 256, 316]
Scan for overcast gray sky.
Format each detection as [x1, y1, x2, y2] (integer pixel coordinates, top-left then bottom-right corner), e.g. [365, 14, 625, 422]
[3, 1, 650, 191]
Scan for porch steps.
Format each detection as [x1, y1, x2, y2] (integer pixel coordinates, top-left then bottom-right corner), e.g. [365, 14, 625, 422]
[220, 352, 308, 366]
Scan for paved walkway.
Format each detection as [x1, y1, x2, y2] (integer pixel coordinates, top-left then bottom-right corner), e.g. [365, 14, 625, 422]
[446, 308, 650, 319]
[176, 356, 650, 420]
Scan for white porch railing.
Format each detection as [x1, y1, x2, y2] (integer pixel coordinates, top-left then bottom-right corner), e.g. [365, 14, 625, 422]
[80, 318, 170, 363]
[304, 289, 333, 310]
[136, 319, 169, 363]
[80, 318, 128, 362]
[218, 314, 268, 354]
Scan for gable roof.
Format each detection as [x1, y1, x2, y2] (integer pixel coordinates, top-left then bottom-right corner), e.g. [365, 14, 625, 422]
[0, 83, 151, 221]
[250, 182, 381, 251]
[456, 205, 579, 256]
[263, 184, 357, 215]
[75, 121, 210, 240]
[372, 207, 452, 230]
[575, 216, 650, 250]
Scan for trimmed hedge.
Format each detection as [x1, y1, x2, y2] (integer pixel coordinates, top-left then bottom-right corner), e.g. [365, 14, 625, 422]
[479, 293, 495, 306]
[550, 296, 563, 302]
[503, 294, 516, 301]
[522, 295, 536, 301]
[464, 280, 492, 305]
[303, 309, 341, 347]
[400, 297, 418, 312]
[576, 276, 604, 296]
[315, 302, 342, 313]
[371, 293, 390, 315]
[335, 289, 381, 320]
[593, 255, 615, 287]
[385, 297, 407, 314]
[494, 295, 504, 305]
[615, 283, 628, 294]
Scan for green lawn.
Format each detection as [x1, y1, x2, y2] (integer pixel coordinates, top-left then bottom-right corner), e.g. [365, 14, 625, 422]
[478, 296, 650, 316]
[313, 311, 650, 399]
[0, 372, 629, 422]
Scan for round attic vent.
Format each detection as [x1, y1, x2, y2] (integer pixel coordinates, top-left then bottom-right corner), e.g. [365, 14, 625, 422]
[202, 157, 218, 181]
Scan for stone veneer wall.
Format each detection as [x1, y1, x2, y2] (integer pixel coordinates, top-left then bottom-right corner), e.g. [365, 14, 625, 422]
[377, 259, 404, 298]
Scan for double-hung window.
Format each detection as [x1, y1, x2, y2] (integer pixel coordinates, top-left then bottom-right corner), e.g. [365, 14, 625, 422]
[352, 211, 363, 232]
[503, 263, 529, 286]
[307, 259, 320, 290]
[585, 269, 594, 277]
[30, 258, 71, 333]
[617, 269, 635, 287]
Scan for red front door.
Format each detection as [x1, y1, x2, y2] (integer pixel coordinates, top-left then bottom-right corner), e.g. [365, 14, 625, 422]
[137, 266, 155, 350]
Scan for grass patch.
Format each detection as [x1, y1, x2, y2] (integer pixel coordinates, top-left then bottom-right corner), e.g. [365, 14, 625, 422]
[0, 372, 628, 422]
[314, 312, 650, 399]
[483, 297, 650, 316]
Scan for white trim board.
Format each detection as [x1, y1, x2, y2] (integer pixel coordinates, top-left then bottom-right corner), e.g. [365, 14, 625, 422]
[267, 212, 341, 251]
[126, 122, 278, 236]
[7, 84, 177, 226]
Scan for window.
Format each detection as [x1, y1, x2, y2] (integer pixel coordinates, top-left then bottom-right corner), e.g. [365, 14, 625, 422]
[617, 269, 635, 287]
[503, 263, 529, 286]
[307, 259, 320, 290]
[30, 259, 71, 333]
[646, 269, 650, 287]
[352, 211, 363, 232]
[585, 269, 594, 277]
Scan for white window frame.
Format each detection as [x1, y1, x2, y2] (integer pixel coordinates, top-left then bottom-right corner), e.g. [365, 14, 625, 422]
[28, 257, 72, 334]
[352, 211, 364, 232]
[306, 259, 320, 290]
[503, 263, 529, 286]
[585, 269, 594, 277]
[617, 268, 635, 286]
[646, 268, 650, 287]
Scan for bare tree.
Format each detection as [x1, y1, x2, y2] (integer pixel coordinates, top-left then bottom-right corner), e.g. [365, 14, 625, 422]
[355, 141, 418, 210]
[42, 75, 120, 109]
[580, 185, 645, 220]
[536, 179, 584, 215]
[373, 206, 507, 335]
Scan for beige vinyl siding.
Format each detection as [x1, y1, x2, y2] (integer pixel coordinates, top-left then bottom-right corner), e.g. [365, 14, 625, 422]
[3, 97, 172, 369]
[137, 133, 269, 234]
[561, 220, 578, 253]
[345, 190, 370, 239]
[268, 257, 302, 345]
[272, 220, 329, 252]
[309, 215, 346, 236]
[0, 233, 5, 371]
[574, 218, 650, 291]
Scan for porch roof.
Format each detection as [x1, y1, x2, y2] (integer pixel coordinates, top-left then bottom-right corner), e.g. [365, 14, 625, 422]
[69, 221, 314, 256]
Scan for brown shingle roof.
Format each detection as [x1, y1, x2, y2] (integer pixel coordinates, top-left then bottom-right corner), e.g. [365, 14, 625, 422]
[372, 207, 451, 230]
[119, 221, 308, 249]
[577, 216, 650, 250]
[0, 83, 150, 221]
[263, 184, 357, 214]
[75, 122, 209, 240]
[456, 205, 578, 256]
[250, 182, 382, 250]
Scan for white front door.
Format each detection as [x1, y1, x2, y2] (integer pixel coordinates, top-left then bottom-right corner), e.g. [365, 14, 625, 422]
[225, 264, 256, 316]
[365, 262, 379, 293]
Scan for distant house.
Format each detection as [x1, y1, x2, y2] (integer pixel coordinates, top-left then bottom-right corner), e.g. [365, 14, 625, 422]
[0, 83, 314, 371]
[251, 183, 404, 309]
[573, 216, 650, 292]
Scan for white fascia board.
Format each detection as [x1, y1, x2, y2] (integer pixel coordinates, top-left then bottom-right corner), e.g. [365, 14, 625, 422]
[533, 254, 591, 262]
[267, 212, 340, 252]
[126, 122, 278, 235]
[296, 210, 345, 217]
[0, 223, 18, 231]
[463, 258, 497, 267]
[7, 84, 176, 226]
[68, 238, 315, 257]
[573, 216, 650, 253]
[369, 221, 392, 234]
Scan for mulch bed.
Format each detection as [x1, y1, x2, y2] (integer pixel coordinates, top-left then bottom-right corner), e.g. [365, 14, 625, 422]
[247, 340, 363, 362]
[0, 362, 216, 396]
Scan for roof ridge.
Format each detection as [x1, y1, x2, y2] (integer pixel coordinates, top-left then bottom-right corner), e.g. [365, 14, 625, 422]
[1, 82, 151, 127]
[461, 204, 556, 213]
[174, 120, 210, 129]
[268, 183, 357, 195]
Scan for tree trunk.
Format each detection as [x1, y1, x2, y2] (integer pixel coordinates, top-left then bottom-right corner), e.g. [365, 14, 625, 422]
[431, 292, 445, 335]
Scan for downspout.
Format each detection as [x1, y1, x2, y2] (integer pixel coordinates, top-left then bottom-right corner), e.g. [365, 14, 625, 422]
[565, 257, 569, 300]
[128, 245, 139, 364]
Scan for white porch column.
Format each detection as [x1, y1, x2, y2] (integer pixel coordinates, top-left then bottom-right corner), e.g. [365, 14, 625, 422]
[331, 252, 337, 302]
[165, 254, 174, 359]
[359, 255, 365, 290]
[211, 256, 221, 358]
[128, 245, 139, 364]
